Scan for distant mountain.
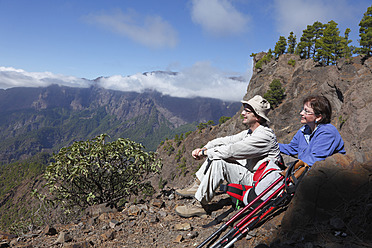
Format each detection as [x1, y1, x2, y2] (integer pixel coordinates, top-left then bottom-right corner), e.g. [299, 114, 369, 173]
[0, 84, 240, 164]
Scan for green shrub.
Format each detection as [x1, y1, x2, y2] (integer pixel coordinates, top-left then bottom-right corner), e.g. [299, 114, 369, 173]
[339, 115, 347, 129]
[197, 122, 208, 130]
[207, 120, 215, 125]
[288, 59, 296, 66]
[255, 59, 264, 69]
[263, 79, 286, 108]
[158, 177, 167, 189]
[255, 50, 273, 69]
[219, 116, 231, 124]
[164, 141, 175, 155]
[175, 144, 186, 162]
[42, 134, 162, 212]
[197, 120, 215, 132]
[177, 157, 187, 176]
[174, 133, 185, 147]
[184, 131, 192, 138]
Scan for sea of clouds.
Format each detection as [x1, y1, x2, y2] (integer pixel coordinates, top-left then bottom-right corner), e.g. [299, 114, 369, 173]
[0, 62, 249, 102]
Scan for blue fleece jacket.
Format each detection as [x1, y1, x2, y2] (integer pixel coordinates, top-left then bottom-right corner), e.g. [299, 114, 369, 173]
[279, 123, 345, 166]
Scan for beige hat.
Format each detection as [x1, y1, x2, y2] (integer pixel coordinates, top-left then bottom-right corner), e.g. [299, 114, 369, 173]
[241, 95, 271, 122]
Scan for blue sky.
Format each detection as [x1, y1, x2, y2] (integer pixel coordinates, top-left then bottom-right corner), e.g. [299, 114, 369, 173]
[0, 0, 370, 101]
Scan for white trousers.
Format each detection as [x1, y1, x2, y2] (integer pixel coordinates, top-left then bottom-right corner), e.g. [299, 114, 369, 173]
[194, 159, 254, 204]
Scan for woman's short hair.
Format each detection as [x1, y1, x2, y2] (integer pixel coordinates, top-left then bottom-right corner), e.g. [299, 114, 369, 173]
[303, 95, 332, 124]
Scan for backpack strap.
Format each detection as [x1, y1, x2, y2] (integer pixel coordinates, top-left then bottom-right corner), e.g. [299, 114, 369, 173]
[254, 167, 278, 187]
[220, 183, 252, 209]
[220, 183, 252, 202]
[252, 161, 269, 182]
[246, 187, 263, 209]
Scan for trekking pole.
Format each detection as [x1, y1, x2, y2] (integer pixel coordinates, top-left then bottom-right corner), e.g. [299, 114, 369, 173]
[211, 182, 286, 248]
[200, 163, 295, 248]
[196, 175, 285, 248]
[199, 160, 309, 248]
[220, 161, 310, 248]
[222, 190, 290, 248]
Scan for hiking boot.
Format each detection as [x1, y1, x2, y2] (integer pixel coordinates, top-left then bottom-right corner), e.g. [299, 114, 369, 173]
[175, 200, 208, 218]
[175, 178, 200, 198]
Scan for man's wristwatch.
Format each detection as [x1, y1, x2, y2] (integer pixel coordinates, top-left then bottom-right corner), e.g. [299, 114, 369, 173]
[201, 149, 206, 156]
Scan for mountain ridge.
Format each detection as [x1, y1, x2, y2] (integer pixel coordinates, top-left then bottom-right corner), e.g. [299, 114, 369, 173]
[0, 84, 240, 163]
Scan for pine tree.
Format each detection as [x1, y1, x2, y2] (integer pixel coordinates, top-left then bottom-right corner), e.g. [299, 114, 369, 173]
[315, 20, 342, 65]
[287, 32, 297, 54]
[274, 36, 287, 59]
[311, 21, 325, 58]
[297, 25, 314, 59]
[297, 22, 324, 59]
[357, 5, 372, 56]
[340, 28, 353, 59]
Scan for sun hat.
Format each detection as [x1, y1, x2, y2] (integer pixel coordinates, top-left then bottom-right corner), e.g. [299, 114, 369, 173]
[241, 95, 271, 122]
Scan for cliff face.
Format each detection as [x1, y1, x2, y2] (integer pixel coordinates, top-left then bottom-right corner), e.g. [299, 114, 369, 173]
[156, 54, 372, 187]
[247, 54, 372, 162]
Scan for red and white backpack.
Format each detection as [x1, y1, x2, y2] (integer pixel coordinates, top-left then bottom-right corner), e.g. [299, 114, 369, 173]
[221, 160, 284, 209]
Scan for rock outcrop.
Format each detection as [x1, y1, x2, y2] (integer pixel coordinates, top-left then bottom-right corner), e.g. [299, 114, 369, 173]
[153, 54, 372, 247]
[278, 153, 372, 247]
[247, 54, 372, 163]
[156, 54, 372, 189]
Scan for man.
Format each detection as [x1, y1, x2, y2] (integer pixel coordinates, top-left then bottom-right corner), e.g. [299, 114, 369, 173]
[175, 95, 281, 217]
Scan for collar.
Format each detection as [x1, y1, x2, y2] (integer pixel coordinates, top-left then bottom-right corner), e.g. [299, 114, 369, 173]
[247, 124, 264, 135]
[301, 124, 320, 144]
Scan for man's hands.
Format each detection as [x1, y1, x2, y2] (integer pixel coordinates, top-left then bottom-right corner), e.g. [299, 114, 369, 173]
[192, 148, 207, 160]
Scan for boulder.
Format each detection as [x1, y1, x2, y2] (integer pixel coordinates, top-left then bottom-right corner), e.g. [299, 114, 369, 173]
[280, 153, 372, 242]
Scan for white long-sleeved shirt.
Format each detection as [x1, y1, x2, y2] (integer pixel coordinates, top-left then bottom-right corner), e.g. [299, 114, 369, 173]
[204, 125, 281, 172]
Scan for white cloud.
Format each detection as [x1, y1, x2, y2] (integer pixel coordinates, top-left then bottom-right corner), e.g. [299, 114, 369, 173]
[97, 61, 247, 101]
[0, 65, 247, 102]
[190, 0, 250, 36]
[84, 8, 178, 49]
[273, 0, 357, 37]
[0, 67, 90, 89]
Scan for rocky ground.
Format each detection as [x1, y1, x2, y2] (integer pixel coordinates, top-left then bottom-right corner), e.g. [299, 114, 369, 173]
[1, 154, 372, 248]
[0, 187, 279, 248]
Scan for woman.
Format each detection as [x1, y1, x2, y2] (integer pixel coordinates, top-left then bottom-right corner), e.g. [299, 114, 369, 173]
[279, 95, 345, 166]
